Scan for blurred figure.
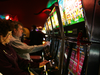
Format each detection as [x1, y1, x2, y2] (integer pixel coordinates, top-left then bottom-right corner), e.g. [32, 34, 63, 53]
[9, 21, 50, 60]
[0, 20, 49, 75]
[29, 25, 40, 45]
[29, 25, 45, 55]
[37, 27, 45, 45]
[29, 25, 45, 45]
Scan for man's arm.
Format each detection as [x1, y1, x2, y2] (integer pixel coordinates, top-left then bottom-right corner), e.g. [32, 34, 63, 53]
[10, 40, 44, 53]
[9, 37, 50, 54]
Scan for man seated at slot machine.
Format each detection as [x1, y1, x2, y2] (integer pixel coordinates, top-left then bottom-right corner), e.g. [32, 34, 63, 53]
[9, 21, 50, 61]
[0, 20, 49, 75]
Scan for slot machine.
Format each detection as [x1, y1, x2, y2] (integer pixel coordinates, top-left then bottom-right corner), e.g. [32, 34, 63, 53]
[58, 0, 92, 75]
[42, 21, 50, 58]
[47, 16, 54, 57]
[82, 0, 100, 75]
[42, 21, 49, 42]
[43, 21, 50, 41]
[43, 4, 65, 75]
[43, 16, 54, 60]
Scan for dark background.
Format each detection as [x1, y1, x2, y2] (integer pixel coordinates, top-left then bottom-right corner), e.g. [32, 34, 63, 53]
[0, 0, 50, 30]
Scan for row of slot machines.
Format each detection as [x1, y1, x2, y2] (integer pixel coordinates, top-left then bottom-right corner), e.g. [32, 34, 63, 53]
[43, 36, 90, 75]
[42, 0, 100, 75]
[42, 2, 63, 75]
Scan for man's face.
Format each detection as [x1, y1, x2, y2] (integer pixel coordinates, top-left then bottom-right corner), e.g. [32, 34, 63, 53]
[15, 24, 23, 37]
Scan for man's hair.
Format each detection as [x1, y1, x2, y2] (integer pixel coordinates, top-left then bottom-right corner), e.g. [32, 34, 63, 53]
[0, 20, 14, 37]
[12, 21, 23, 30]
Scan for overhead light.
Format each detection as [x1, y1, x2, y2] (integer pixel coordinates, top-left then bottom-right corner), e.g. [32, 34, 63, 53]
[5, 15, 10, 20]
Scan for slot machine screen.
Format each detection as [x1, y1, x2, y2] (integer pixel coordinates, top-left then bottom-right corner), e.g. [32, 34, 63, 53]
[68, 43, 86, 75]
[50, 7, 59, 29]
[45, 21, 51, 35]
[45, 21, 49, 32]
[58, 0, 84, 27]
[47, 16, 53, 31]
[42, 23, 47, 34]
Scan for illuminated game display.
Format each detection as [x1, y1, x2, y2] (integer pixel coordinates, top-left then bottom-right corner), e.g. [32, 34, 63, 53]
[68, 45, 86, 75]
[47, 16, 53, 31]
[45, 21, 49, 32]
[43, 21, 50, 35]
[42, 23, 47, 34]
[58, 0, 84, 27]
[50, 7, 59, 29]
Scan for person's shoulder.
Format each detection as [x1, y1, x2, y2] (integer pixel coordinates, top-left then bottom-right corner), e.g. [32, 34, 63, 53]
[10, 36, 16, 41]
[9, 36, 21, 45]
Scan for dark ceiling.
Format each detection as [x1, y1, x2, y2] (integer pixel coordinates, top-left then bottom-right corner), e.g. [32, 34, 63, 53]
[0, 0, 50, 30]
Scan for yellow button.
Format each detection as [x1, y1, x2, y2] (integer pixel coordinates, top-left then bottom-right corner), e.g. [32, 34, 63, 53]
[55, 66, 58, 69]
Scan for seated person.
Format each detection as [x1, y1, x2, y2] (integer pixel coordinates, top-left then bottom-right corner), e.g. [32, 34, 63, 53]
[9, 21, 50, 60]
[29, 25, 45, 45]
[0, 20, 49, 75]
[29, 25, 45, 56]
